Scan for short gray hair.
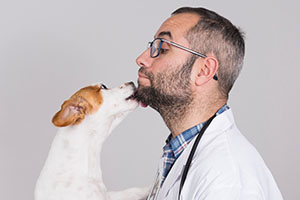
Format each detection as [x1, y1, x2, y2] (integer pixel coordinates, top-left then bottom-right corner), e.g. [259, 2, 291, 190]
[172, 7, 245, 98]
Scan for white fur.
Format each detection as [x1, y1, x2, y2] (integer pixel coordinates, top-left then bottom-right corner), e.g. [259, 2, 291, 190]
[35, 83, 149, 200]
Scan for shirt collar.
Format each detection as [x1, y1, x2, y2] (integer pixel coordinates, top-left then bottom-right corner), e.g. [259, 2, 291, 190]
[166, 104, 230, 159]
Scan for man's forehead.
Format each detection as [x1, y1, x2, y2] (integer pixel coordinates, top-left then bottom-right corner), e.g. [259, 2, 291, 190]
[155, 13, 200, 40]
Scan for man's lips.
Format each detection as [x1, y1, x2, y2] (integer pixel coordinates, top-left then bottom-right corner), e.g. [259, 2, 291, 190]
[137, 70, 149, 108]
[138, 72, 149, 79]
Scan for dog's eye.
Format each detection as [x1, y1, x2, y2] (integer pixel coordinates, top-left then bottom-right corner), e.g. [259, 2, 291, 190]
[100, 84, 108, 90]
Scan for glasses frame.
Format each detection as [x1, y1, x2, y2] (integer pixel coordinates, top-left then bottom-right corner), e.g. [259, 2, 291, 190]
[147, 38, 218, 80]
[148, 38, 207, 58]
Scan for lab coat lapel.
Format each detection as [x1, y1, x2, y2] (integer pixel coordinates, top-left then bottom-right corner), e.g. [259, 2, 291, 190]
[157, 109, 234, 199]
[158, 136, 196, 199]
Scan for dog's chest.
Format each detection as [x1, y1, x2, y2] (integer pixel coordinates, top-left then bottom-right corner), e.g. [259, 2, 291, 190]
[35, 130, 107, 200]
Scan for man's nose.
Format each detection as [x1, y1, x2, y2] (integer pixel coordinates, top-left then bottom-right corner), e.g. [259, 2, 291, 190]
[136, 48, 152, 68]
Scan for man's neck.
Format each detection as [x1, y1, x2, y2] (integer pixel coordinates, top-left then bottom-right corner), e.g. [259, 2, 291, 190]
[162, 99, 227, 138]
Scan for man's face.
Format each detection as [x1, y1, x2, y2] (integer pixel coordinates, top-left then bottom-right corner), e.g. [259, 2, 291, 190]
[135, 13, 200, 113]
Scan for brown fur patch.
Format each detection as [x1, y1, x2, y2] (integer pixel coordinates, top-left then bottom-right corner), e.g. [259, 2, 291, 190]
[52, 85, 103, 127]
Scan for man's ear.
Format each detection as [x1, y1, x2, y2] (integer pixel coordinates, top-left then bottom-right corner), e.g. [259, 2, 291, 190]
[193, 56, 218, 86]
[52, 97, 88, 127]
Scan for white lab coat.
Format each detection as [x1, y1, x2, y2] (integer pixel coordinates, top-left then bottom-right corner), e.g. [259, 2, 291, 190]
[153, 109, 283, 200]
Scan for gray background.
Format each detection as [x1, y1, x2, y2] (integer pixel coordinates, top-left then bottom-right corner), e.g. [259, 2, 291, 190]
[0, 0, 299, 199]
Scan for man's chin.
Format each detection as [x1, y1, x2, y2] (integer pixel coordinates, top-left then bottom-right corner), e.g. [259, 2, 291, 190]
[138, 77, 151, 87]
[137, 82, 150, 92]
[135, 85, 152, 108]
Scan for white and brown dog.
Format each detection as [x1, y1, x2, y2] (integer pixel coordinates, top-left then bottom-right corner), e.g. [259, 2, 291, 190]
[35, 82, 148, 200]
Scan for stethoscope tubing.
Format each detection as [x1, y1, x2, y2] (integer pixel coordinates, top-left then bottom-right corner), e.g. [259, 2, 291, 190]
[147, 113, 217, 200]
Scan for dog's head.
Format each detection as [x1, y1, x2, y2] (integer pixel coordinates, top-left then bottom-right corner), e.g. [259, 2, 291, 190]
[52, 82, 138, 127]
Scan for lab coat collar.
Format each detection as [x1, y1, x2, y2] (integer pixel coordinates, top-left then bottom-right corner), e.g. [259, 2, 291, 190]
[157, 108, 235, 199]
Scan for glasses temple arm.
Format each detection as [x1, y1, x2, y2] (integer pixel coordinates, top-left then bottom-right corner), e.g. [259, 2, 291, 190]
[165, 40, 207, 58]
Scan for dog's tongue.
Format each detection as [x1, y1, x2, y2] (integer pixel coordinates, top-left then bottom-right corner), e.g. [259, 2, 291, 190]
[140, 101, 148, 108]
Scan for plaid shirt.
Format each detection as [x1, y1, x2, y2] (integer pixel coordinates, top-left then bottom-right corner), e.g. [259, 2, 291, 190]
[161, 105, 230, 184]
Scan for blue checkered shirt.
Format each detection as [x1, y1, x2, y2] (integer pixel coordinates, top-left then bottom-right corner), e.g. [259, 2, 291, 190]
[161, 105, 230, 184]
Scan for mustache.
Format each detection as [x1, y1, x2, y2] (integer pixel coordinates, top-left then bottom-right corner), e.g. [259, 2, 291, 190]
[138, 67, 154, 80]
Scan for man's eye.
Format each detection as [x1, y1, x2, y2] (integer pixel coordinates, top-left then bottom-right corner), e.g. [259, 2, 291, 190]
[160, 48, 169, 54]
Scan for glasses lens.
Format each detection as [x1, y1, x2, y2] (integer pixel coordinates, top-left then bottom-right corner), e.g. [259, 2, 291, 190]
[150, 39, 162, 58]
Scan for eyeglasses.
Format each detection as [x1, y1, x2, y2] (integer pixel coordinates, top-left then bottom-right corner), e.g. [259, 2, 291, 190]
[147, 38, 218, 80]
[148, 38, 206, 58]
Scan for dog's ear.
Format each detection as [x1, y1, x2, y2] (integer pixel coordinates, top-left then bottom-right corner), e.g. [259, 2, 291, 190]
[52, 97, 90, 127]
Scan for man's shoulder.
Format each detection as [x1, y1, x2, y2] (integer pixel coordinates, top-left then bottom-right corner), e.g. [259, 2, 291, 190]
[193, 116, 266, 176]
[177, 110, 283, 199]
[187, 114, 278, 193]
[197, 108, 264, 166]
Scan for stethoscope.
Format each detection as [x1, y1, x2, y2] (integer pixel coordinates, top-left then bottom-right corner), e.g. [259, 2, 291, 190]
[146, 113, 217, 200]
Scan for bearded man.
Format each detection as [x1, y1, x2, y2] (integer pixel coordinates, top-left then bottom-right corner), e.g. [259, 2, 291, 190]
[135, 7, 283, 200]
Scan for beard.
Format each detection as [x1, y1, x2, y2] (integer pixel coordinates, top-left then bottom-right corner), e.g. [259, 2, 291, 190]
[135, 55, 197, 121]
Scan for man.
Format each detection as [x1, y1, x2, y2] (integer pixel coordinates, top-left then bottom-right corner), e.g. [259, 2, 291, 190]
[135, 7, 283, 200]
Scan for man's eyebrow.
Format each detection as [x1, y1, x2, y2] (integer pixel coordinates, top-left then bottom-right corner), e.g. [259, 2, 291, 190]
[157, 31, 173, 39]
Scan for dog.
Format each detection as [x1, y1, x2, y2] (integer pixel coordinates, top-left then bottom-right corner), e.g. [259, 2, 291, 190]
[35, 82, 149, 200]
